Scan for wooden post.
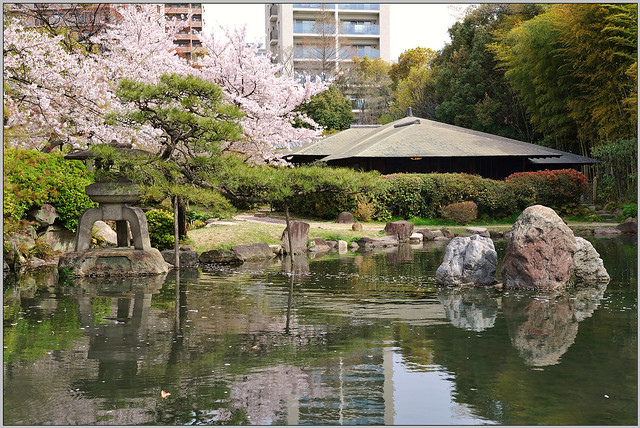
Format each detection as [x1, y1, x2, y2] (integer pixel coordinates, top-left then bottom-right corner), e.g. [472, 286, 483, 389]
[285, 203, 294, 256]
[173, 195, 180, 269]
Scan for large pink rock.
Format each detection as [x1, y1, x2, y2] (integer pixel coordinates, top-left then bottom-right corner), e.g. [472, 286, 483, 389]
[501, 205, 577, 290]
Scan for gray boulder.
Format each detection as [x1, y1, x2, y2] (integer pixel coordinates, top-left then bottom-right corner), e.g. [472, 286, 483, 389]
[440, 228, 455, 239]
[352, 222, 363, 231]
[92, 220, 118, 247]
[436, 235, 497, 286]
[409, 232, 423, 244]
[199, 248, 241, 264]
[336, 212, 355, 224]
[489, 230, 504, 240]
[385, 221, 414, 242]
[466, 227, 490, 238]
[281, 221, 310, 254]
[502, 205, 577, 290]
[58, 248, 169, 277]
[27, 203, 58, 229]
[432, 230, 449, 241]
[162, 250, 201, 268]
[232, 243, 275, 261]
[41, 225, 76, 253]
[417, 228, 435, 241]
[594, 227, 622, 237]
[573, 237, 610, 283]
[356, 235, 399, 251]
[616, 217, 637, 234]
[308, 237, 331, 253]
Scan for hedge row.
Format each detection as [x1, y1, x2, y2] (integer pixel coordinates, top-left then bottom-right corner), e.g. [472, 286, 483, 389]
[280, 169, 589, 222]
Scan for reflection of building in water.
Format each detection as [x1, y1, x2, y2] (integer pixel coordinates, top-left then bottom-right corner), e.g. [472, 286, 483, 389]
[437, 287, 498, 332]
[503, 285, 607, 367]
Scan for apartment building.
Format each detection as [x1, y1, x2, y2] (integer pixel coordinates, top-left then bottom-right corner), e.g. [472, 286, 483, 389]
[266, 3, 390, 79]
[164, 3, 203, 60]
[7, 3, 203, 61]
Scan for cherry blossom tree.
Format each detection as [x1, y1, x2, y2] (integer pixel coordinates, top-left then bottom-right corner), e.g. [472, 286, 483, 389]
[195, 26, 329, 164]
[3, 19, 117, 150]
[3, 4, 185, 151]
[4, 5, 329, 163]
[92, 4, 190, 83]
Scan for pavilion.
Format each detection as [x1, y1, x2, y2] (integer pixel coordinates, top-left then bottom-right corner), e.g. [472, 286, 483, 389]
[286, 115, 595, 179]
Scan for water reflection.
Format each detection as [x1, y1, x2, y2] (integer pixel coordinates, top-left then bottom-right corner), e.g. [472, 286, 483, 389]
[2, 239, 636, 426]
[437, 287, 498, 332]
[502, 283, 607, 367]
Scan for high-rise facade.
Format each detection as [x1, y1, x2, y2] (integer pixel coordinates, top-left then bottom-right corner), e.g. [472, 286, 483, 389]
[164, 3, 203, 60]
[266, 3, 390, 78]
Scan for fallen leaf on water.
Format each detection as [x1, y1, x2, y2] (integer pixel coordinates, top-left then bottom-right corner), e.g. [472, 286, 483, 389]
[251, 345, 259, 350]
[470, 388, 477, 391]
[161, 390, 171, 399]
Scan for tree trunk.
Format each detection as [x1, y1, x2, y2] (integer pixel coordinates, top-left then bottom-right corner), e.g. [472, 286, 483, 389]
[173, 195, 180, 269]
[178, 197, 187, 238]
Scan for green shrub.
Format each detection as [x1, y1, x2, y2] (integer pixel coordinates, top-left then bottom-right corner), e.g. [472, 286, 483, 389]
[621, 203, 637, 219]
[145, 209, 174, 250]
[3, 148, 97, 231]
[440, 201, 478, 224]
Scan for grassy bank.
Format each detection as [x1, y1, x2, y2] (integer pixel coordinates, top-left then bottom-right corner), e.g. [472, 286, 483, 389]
[186, 216, 501, 253]
[186, 213, 618, 253]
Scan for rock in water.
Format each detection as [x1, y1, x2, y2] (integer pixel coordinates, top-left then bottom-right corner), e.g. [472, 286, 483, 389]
[574, 237, 610, 283]
[616, 217, 637, 234]
[436, 235, 497, 286]
[501, 205, 577, 290]
[384, 221, 414, 242]
[281, 221, 310, 254]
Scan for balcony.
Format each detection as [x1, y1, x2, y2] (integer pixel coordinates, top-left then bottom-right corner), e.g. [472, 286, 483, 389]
[340, 46, 379, 59]
[340, 23, 379, 35]
[293, 4, 335, 9]
[338, 4, 379, 10]
[165, 6, 201, 14]
[293, 22, 336, 34]
[294, 48, 338, 60]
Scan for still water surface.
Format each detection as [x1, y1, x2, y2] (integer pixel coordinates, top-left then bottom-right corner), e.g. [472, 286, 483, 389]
[3, 237, 637, 425]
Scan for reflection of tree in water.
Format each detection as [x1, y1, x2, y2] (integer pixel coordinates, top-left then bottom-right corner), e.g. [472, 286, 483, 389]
[503, 284, 607, 367]
[437, 287, 499, 332]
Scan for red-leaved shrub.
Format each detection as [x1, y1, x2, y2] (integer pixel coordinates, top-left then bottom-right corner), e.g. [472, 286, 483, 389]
[440, 201, 478, 224]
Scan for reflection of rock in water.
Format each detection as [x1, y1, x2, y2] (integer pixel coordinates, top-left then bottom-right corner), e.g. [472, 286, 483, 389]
[283, 254, 310, 274]
[386, 244, 414, 265]
[437, 287, 498, 332]
[571, 282, 608, 322]
[503, 284, 607, 366]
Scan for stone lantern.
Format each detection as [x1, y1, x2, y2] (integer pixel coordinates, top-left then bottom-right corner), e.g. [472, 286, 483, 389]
[58, 142, 169, 276]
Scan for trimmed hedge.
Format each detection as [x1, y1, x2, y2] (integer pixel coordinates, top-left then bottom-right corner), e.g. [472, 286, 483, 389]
[281, 169, 589, 222]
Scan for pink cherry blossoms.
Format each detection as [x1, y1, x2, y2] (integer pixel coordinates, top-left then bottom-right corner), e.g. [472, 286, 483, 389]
[3, 4, 328, 163]
[195, 26, 327, 164]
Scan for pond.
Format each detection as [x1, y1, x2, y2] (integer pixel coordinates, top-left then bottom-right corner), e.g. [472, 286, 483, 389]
[3, 236, 637, 425]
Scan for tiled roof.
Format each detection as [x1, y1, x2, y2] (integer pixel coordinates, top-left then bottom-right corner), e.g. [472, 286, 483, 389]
[288, 116, 565, 161]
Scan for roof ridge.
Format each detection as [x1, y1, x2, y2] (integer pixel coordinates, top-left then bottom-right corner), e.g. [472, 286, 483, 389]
[323, 116, 420, 161]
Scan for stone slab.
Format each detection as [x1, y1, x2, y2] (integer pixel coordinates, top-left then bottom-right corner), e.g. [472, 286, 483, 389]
[58, 248, 169, 277]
